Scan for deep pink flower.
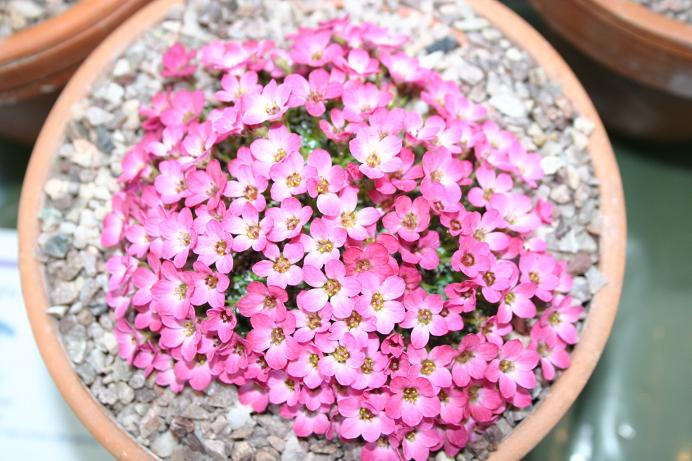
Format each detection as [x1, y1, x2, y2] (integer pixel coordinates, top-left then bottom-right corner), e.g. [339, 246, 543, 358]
[203, 306, 237, 343]
[474, 259, 517, 303]
[281, 404, 332, 437]
[497, 282, 536, 324]
[174, 355, 213, 391]
[520, 252, 560, 302]
[305, 148, 347, 198]
[151, 261, 194, 319]
[531, 324, 570, 381]
[464, 380, 503, 423]
[451, 334, 498, 387]
[408, 345, 455, 389]
[193, 220, 234, 274]
[400, 422, 441, 461]
[162, 43, 196, 78]
[438, 387, 468, 425]
[451, 237, 492, 278]
[185, 159, 226, 207]
[362, 437, 401, 461]
[238, 382, 269, 412]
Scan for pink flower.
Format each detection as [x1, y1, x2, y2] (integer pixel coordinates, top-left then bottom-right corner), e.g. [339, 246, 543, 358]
[193, 220, 234, 273]
[319, 108, 350, 142]
[362, 437, 401, 461]
[489, 192, 541, 234]
[318, 187, 380, 240]
[301, 218, 347, 268]
[349, 126, 402, 179]
[286, 69, 342, 116]
[401, 290, 448, 348]
[451, 237, 492, 278]
[540, 295, 584, 344]
[474, 259, 517, 304]
[464, 380, 503, 423]
[468, 165, 513, 208]
[270, 153, 307, 201]
[160, 207, 197, 268]
[531, 324, 570, 381]
[298, 260, 360, 316]
[185, 159, 226, 208]
[189, 261, 229, 308]
[225, 203, 272, 252]
[282, 404, 332, 437]
[485, 339, 539, 398]
[305, 148, 347, 198]
[438, 387, 468, 425]
[342, 80, 392, 122]
[318, 333, 364, 386]
[286, 344, 325, 389]
[155, 160, 190, 204]
[386, 371, 440, 426]
[246, 313, 299, 369]
[237, 281, 288, 321]
[408, 345, 455, 389]
[174, 355, 213, 391]
[242, 80, 293, 125]
[381, 51, 427, 84]
[338, 396, 395, 443]
[520, 252, 560, 301]
[203, 306, 237, 343]
[351, 337, 388, 390]
[460, 210, 509, 252]
[343, 242, 394, 279]
[159, 315, 200, 362]
[290, 29, 342, 67]
[400, 230, 440, 270]
[249, 124, 301, 177]
[399, 422, 441, 461]
[451, 334, 498, 387]
[160, 90, 204, 127]
[216, 71, 262, 104]
[355, 273, 405, 335]
[420, 149, 470, 205]
[335, 48, 379, 76]
[224, 163, 268, 213]
[497, 283, 536, 323]
[238, 382, 269, 412]
[382, 196, 430, 242]
[268, 370, 301, 406]
[252, 243, 304, 288]
[265, 197, 312, 242]
[151, 262, 194, 319]
[162, 43, 196, 78]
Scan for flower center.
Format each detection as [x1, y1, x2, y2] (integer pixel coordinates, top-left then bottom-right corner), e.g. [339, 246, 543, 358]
[176, 179, 186, 193]
[548, 311, 561, 326]
[333, 345, 350, 363]
[456, 350, 474, 364]
[529, 271, 541, 284]
[366, 152, 381, 168]
[214, 240, 227, 255]
[244, 185, 258, 201]
[220, 311, 232, 323]
[263, 296, 276, 308]
[270, 327, 285, 345]
[184, 321, 195, 336]
[483, 188, 494, 201]
[504, 292, 516, 305]
[311, 50, 323, 61]
[474, 229, 486, 241]
[285, 216, 300, 231]
[469, 385, 479, 402]
[438, 389, 449, 402]
[308, 353, 319, 368]
[371, 292, 385, 311]
[324, 278, 342, 297]
[317, 239, 334, 253]
[402, 212, 418, 229]
[450, 219, 461, 231]
[195, 354, 206, 365]
[274, 148, 287, 162]
[537, 343, 549, 357]
[403, 387, 419, 403]
[316, 177, 330, 194]
[284, 379, 295, 391]
[499, 359, 515, 373]
[405, 431, 416, 441]
[345, 311, 362, 329]
[359, 408, 374, 421]
[272, 255, 290, 273]
[340, 211, 357, 228]
[265, 103, 280, 115]
[175, 283, 188, 300]
[421, 359, 436, 375]
[246, 224, 260, 240]
[361, 357, 374, 374]
[205, 275, 218, 289]
[307, 313, 322, 330]
[482, 271, 496, 287]
[355, 259, 371, 272]
[417, 308, 432, 325]
[178, 231, 192, 246]
[286, 172, 302, 188]
[430, 170, 443, 182]
[461, 252, 475, 267]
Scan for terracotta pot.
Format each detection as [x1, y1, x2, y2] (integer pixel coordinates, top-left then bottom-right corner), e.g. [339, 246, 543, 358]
[530, 0, 692, 141]
[0, 0, 151, 104]
[18, 0, 627, 460]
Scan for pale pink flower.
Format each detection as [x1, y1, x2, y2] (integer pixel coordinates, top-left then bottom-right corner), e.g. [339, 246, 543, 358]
[451, 237, 492, 278]
[160, 90, 204, 127]
[531, 324, 570, 381]
[189, 261, 229, 309]
[151, 261, 194, 319]
[540, 295, 584, 345]
[489, 192, 541, 234]
[334, 48, 379, 76]
[408, 345, 455, 389]
[174, 355, 213, 391]
[224, 164, 268, 214]
[497, 283, 536, 324]
[520, 252, 560, 301]
[160, 208, 197, 268]
[318, 333, 364, 386]
[350, 336, 388, 390]
[265, 197, 312, 242]
[159, 315, 200, 362]
[185, 159, 226, 207]
[193, 220, 234, 274]
[281, 404, 332, 437]
[270, 152, 307, 201]
[467, 165, 513, 208]
[355, 273, 405, 335]
[238, 382, 269, 412]
[286, 344, 325, 389]
[420, 149, 471, 204]
[362, 437, 401, 461]
[300, 218, 347, 268]
[286, 69, 342, 116]
[474, 259, 517, 304]
[318, 187, 380, 241]
[338, 396, 395, 443]
[225, 203, 272, 252]
[242, 80, 293, 125]
[342, 80, 392, 122]
[290, 29, 342, 67]
[298, 260, 360, 316]
[154, 160, 190, 204]
[400, 422, 441, 461]
[249, 124, 302, 177]
[438, 387, 467, 425]
[305, 148, 347, 198]
[380, 51, 427, 84]
[216, 71, 261, 104]
[463, 380, 503, 423]
[268, 370, 301, 406]
[203, 306, 237, 343]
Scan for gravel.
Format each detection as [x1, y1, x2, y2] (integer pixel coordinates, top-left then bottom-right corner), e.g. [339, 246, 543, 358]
[631, 0, 692, 24]
[35, 0, 606, 459]
[0, 0, 76, 37]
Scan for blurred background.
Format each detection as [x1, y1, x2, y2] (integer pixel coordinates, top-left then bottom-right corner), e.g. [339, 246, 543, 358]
[0, 1, 690, 460]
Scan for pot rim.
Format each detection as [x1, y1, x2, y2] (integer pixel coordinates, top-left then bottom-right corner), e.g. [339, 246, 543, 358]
[18, 1, 626, 460]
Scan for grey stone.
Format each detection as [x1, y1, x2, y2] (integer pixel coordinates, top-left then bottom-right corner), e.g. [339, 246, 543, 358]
[151, 431, 177, 458]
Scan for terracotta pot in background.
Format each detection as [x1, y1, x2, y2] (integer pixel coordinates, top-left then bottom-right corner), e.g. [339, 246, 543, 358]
[0, 0, 151, 145]
[530, 0, 692, 142]
[18, 0, 627, 459]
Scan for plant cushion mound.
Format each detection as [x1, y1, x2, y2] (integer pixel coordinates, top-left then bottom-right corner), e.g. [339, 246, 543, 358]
[102, 18, 585, 461]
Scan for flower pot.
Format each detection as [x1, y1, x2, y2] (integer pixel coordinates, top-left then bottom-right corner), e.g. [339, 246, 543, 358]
[0, 0, 151, 144]
[530, 0, 692, 142]
[18, 0, 626, 460]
